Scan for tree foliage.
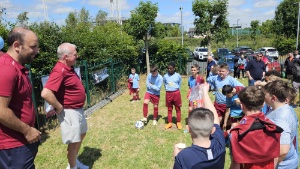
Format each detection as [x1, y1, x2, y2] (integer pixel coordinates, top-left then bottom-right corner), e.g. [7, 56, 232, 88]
[192, 0, 229, 53]
[260, 20, 274, 37]
[273, 0, 298, 38]
[250, 20, 259, 45]
[17, 12, 29, 26]
[123, 1, 158, 40]
[123, 1, 158, 74]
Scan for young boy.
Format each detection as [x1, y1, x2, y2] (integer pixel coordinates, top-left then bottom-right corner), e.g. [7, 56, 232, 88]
[264, 80, 298, 168]
[230, 86, 283, 169]
[187, 64, 205, 112]
[140, 65, 163, 125]
[206, 63, 244, 126]
[173, 83, 226, 169]
[221, 85, 244, 130]
[163, 62, 182, 129]
[128, 68, 140, 102]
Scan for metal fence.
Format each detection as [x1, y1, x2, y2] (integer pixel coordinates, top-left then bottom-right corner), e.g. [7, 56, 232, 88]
[186, 60, 207, 76]
[28, 58, 127, 131]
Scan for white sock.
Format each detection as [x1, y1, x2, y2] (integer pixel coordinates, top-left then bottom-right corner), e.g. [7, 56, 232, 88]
[70, 165, 77, 169]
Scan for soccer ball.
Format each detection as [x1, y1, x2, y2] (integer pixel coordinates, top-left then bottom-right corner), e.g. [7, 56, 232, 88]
[135, 120, 144, 129]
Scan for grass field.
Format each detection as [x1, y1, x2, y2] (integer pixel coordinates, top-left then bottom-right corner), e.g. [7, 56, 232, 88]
[35, 74, 300, 169]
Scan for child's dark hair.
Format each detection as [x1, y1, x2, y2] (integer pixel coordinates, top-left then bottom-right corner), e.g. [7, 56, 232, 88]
[219, 63, 229, 70]
[191, 64, 199, 70]
[150, 65, 158, 72]
[238, 86, 264, 111]
[263, 80, 291, 102]
[222, 85, 233, 95]
[265, 70, 281, 78]
[287, 87, 297, 104]
[168, 61, 176, 68]
[188, 108, 214, 138]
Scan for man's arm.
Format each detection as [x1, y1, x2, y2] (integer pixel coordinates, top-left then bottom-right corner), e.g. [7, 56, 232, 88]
[41, 88, 63, 113]
[0, 96, 41, 143]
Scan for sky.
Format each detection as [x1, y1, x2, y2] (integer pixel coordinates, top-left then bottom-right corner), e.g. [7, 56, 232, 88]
[1, 0, 282, 31]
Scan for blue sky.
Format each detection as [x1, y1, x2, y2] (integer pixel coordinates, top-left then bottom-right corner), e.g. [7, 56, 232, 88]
[1, 0, 282, 31]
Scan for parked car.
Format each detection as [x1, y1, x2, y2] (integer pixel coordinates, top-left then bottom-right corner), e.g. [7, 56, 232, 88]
[257, 47, 279, 58]
[193, 47, 214, 61]
[217, 55, 235, 72]
[232, 46, 254, 56]
[265, 56, 281, 72]
[184, 48, 194, 62]
[214, 48, 231, 60]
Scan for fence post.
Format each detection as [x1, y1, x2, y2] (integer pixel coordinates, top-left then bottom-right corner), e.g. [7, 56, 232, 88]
[110, 57, 116, 93]
[27, 64, 39, 129]
[83, 60, 91, 107]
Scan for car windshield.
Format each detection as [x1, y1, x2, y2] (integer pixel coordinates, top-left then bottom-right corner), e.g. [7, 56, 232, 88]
[241, 48, 252, 50]
[225, 57, 234, 63]
[198, 48, 208, 52]
[267, 49, 277, 52]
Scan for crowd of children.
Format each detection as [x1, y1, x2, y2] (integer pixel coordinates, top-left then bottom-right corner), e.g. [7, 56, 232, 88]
[127, 59, 298, 169]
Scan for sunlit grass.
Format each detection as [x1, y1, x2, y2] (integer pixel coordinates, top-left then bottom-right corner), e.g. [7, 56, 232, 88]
[35, 74, 300, 169]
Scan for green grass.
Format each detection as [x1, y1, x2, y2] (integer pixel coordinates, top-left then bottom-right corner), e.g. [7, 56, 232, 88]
[35, 74, 300, 169]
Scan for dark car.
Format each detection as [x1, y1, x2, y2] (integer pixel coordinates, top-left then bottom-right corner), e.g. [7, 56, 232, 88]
[217, 55, 235, 72]
[183, 48, 194, 62]
[214, 48, 231, 60]
[232, 46, 254, 56]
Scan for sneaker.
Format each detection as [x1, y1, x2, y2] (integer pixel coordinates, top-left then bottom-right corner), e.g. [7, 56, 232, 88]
[165, 123, 172, 129]
[176, 122, 182, 130]
[76, 159, 89, 169]
[153, 120, 157, 125]
[66, 164, 77, 169]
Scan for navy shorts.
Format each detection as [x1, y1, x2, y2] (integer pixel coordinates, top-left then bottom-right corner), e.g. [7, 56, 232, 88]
[0, 141, 39, 169]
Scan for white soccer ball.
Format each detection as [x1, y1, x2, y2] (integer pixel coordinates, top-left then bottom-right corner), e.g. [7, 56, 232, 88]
[135, 120, 144, 129]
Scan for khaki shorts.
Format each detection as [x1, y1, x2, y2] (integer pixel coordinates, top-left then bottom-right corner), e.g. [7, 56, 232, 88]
[56, 108, 88, 144]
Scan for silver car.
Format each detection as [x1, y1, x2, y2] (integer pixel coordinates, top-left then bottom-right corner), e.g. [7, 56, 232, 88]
[258, 47, 279, 58]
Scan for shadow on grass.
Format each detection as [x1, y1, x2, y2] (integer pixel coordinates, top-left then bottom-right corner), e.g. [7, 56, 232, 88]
[163, 116, 180, 124]
[78, 146, 102, 168]
[143, 115, 162, 126]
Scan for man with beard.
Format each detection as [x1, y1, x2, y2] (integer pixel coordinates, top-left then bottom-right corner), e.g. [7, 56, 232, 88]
[0, 27, 41, 168]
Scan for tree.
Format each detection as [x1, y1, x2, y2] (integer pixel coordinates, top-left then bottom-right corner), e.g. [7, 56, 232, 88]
[95, 10, 108, 26]
[250, 20, 259, 45]
[260, 19, 274, 37]
[192, 0, 229, 53]
[123, 1, 158, 74]
[16, 12, 29, 26]
[273, 0, 298, 38]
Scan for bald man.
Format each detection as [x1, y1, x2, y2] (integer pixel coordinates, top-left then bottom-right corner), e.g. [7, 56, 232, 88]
[41, 43, 89, 169]
[0, 27, 41, 168]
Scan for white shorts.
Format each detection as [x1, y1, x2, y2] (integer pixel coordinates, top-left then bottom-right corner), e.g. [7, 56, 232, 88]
[56, 108, 88, 144]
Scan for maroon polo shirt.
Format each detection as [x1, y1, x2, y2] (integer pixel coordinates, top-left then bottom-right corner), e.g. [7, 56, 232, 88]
[45, 62, 85, 109]
[0, 54, 35, 149]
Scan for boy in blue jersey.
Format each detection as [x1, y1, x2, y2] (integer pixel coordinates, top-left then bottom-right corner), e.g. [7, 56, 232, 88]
[206, 63, 244, 127]
[221, 85, 244, 130]
[128, 68, 140, 102]
[140, 65, 163, 125]
[164, 62, 183, 129]
[173, 83, 226, 169]
[264, 80, 298, 168]
[187, 64, 205, 112]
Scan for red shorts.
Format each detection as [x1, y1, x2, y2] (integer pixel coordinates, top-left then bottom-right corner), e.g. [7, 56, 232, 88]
[214, 102, 227, 117]
[165, 90, 182, 107]
[144, 92, 160, 105]
[230, 116, 243, 123]
[131, 88, 138, 94]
